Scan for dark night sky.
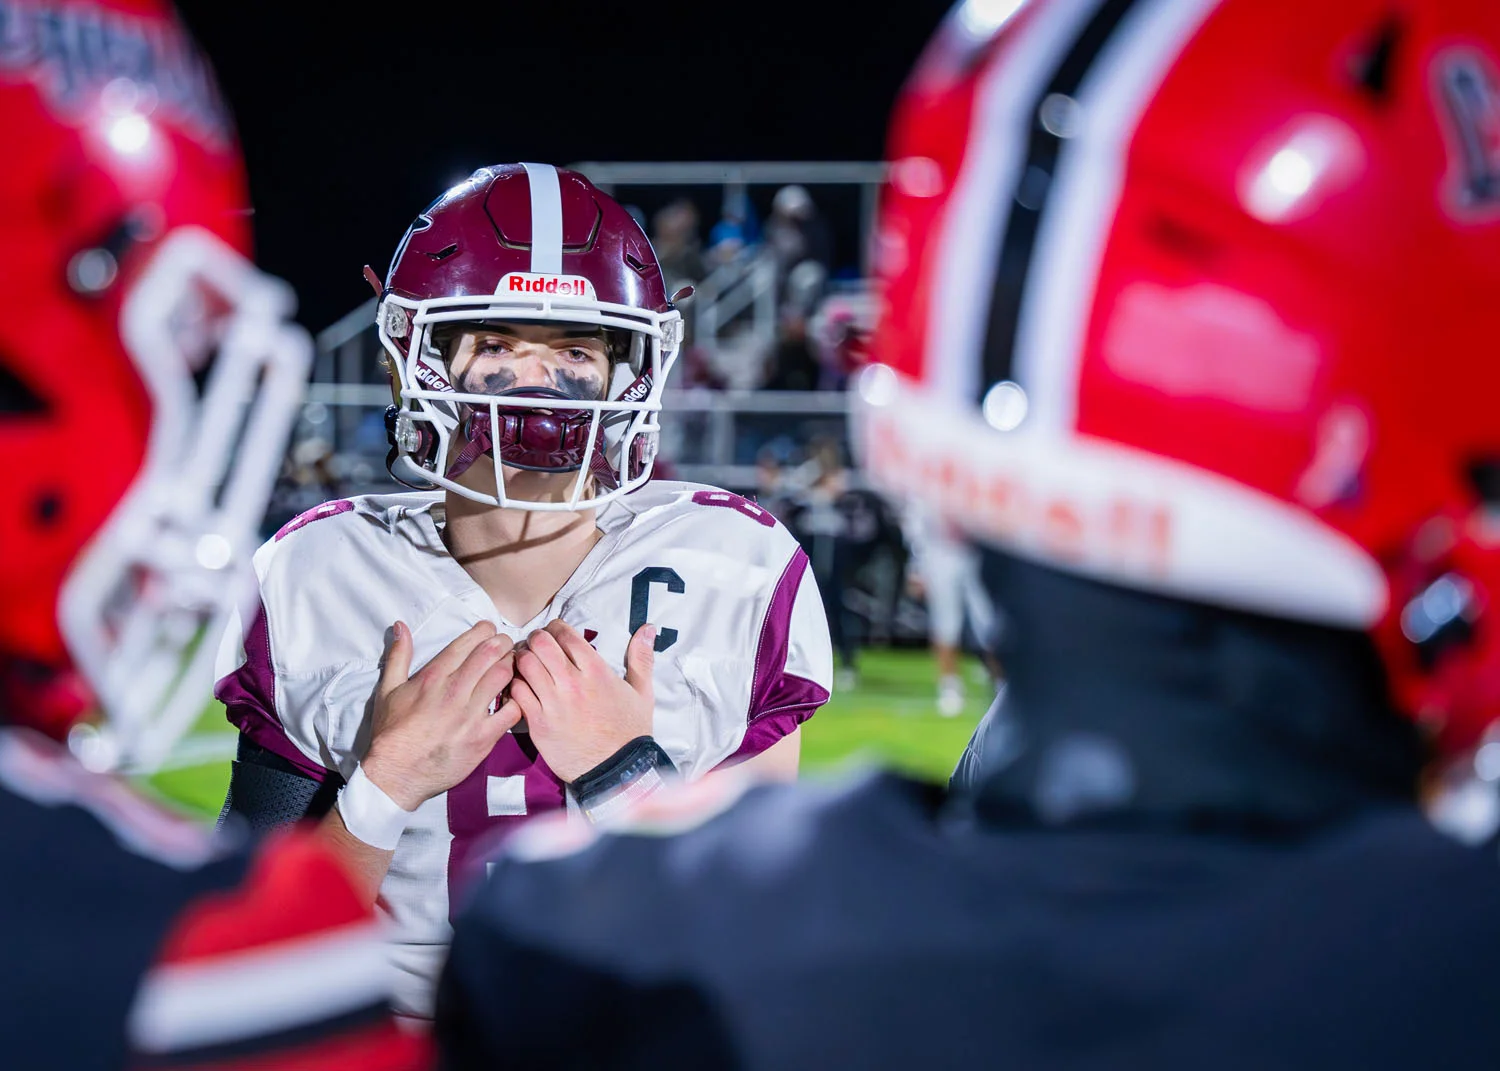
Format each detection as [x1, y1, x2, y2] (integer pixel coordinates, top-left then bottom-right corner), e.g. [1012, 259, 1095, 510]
[172, 0, 957, 335]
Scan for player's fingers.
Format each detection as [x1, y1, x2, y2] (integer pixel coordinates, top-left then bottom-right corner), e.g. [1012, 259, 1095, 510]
[376, 621, 413, 699]
[420, 620, 497, 681]
[451, 633, 514, 699]
[489, 693, 525, 735]
[543, 619, 596, 670]
[623, 623, 657, 696]
[524, 628, 572, 680]
[508, 678, 542, 723]
[515, 647, 556, 700]
[487, 697, 524, 735]
[470, 651, 516, 714]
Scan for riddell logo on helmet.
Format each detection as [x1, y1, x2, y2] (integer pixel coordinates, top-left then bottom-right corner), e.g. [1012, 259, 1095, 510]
[619, 372, 654, 404]
[861, 408, 1174, 577]
[413, 361, 453, 393]
[499, 273, 597, 299]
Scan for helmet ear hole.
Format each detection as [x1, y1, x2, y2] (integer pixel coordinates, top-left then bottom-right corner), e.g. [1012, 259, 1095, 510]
[0, 363, 45, 415]
[1466, 459, 1500, 509]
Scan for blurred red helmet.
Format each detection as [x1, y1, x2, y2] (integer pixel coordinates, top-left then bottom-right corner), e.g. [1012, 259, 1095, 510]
[853, 0, 1500, 758]
[377, 163, 687, 511]
[0, 0, 311, 769]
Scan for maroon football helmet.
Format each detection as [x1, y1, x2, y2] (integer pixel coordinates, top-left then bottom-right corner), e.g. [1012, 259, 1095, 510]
[376, 163, 687, 510]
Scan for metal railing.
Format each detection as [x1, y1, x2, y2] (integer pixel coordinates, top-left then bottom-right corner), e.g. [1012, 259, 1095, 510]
[691, 246, 780, 360]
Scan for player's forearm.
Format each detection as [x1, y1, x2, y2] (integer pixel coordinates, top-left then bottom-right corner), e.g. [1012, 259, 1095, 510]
[316, 756, 426, 906]
[315, 807, 397, 907]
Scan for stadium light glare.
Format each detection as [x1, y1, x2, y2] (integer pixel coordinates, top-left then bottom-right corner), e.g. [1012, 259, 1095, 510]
[107, 113, 152, 155]
[194, 533, 234, 571]
[957, 0, 1026, 38]
[1240, 117, 1362, 224]
[982, 380, 1028, 432]
[856, 363, 898, 407]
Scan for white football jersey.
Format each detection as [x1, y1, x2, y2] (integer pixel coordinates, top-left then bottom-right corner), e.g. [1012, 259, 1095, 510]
[215, 480, 833, 1016]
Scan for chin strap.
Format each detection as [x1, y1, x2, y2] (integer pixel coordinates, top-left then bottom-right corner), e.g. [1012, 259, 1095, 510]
[445, 410, 494, 481]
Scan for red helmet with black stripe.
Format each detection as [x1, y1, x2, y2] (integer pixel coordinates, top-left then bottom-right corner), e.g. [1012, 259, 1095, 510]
[376, 163, 687, 511]
[0, 0, 311, 769]
[854, 0, 1500, 761]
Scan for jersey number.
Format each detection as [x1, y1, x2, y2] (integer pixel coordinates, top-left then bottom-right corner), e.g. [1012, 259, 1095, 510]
[625, 492, 774, 653]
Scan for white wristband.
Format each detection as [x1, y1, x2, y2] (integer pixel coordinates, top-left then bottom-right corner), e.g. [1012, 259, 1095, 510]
[337, 765, 412, 850]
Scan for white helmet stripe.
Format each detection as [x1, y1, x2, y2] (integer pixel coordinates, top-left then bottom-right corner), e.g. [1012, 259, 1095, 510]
[521, 162, 564, 274]
[924, 0, 1102, 409]
[1013, 0, 1222, 439]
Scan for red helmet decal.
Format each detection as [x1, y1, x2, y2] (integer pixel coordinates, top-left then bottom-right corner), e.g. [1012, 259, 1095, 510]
[1435, 46, 1500, 219]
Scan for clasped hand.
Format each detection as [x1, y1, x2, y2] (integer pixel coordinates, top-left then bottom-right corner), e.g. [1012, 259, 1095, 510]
[361, 617, 658, 805]
[508, 619, 658, 784]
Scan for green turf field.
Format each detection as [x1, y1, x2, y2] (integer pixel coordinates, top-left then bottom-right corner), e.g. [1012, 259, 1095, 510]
[136, 647, 994, 822]
[797, 648, 992, 784]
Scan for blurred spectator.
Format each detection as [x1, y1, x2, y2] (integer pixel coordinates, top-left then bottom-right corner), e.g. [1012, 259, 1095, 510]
[705, 320, 773, 391]
[674, 340, 729, 390]
[263, 435, 342, 540]
[651, 199, 707, 356]
[834, 482, 907, 650]
[706, 223, 748, 268]
[762, 257, 835, 391]
[766, 184, 833, 273]
[784, 257, 829, 318]
[765, 183, 834, 304]
[825, 307, 872, 388]
[787, 435, 860, 690]
[762, 305, 821, 391]
[651, 198, 706, 295]
[809, 291, 876, 391]
[752, 438, 801, 526]
[706, 188, 760, 269]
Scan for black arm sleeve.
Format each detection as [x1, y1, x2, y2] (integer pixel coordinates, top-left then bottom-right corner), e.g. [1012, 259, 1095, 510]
[216, 736, 342, 834]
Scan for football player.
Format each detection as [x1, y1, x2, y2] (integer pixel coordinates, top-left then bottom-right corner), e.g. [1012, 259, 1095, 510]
[901, 500, 1003, 714]
[434, 0, 1500, 1066]
[214, 164, 834, 1017]
[0, 1, 428, 1068]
